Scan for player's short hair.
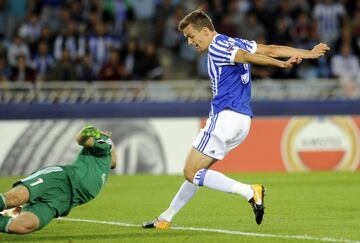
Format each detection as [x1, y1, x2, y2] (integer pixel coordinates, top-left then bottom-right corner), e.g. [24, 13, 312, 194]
[178, 10, 215, 32]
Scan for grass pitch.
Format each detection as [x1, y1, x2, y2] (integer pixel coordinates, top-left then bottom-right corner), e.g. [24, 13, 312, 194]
[0, 172, 359, 243]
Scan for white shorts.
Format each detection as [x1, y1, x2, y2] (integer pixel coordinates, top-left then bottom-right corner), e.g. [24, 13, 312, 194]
[192, 109, 251, 160]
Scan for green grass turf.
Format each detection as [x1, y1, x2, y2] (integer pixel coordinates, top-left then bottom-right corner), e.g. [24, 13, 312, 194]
[0, 172, 359, 243]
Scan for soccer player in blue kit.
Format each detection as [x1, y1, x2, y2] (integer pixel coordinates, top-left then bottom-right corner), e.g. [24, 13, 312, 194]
[143, 10, 330, 229]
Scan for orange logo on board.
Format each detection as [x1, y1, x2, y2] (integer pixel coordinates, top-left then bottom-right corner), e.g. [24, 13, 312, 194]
[281, 116, 360, 171]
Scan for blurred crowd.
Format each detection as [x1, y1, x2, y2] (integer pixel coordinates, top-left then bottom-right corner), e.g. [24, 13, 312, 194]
[0, 0, 360, 84]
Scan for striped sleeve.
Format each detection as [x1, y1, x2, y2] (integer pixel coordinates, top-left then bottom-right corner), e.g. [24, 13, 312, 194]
[238, 39, 257, 54]
[208, 41, 238, 66]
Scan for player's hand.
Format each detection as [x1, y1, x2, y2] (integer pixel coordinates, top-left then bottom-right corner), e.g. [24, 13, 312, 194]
[309, 43, 330, 58]
[284, 56, 302, 68]
[81, 125, 101, 139]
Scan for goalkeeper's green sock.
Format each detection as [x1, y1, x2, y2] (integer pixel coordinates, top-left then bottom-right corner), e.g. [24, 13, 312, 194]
[0, 215, 12, 233]
[0, 193, 6, 211]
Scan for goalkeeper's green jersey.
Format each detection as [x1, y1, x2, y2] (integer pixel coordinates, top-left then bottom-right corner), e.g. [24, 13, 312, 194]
[61, 134, 112, 207]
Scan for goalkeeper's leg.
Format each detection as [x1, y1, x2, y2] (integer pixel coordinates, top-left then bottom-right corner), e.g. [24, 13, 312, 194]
[1, 201, 56, 234]
[0, 186, 29, 211]
[0, 211, 39, 234]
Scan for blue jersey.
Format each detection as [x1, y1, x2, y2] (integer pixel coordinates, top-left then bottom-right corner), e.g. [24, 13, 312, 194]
[207, 34, 257, 117]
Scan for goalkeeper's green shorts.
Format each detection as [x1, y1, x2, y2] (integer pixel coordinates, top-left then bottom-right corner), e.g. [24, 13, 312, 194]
[13, 166, 72, 229]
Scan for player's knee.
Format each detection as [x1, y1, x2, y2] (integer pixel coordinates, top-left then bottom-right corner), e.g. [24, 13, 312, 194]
[8, 219, 38, 234]
[4, 186, 29, 208]
[4, 193, 22, 208]
[8, 212, 40, 234]
[183, 167, 196, 182]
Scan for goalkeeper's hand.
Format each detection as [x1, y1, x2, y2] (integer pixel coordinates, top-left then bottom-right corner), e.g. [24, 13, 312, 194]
[80, 125, 101, 139]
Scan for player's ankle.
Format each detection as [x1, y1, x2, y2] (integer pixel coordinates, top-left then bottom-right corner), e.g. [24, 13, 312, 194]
[158, 214, 172, 223]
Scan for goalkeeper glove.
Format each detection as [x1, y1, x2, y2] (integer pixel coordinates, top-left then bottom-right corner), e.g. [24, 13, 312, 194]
[80, 125, 101, 139]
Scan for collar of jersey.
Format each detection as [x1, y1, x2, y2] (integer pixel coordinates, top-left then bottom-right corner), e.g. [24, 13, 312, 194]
[208, 33, 221, 51]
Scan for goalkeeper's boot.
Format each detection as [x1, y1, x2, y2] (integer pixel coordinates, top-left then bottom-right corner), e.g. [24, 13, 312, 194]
[249, 184, 265, 225]
[142, 218, 170, 229]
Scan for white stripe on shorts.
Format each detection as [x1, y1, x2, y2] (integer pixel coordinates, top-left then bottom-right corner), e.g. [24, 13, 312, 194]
[197, 114, 219, 152]
[21, 166, 63, 182]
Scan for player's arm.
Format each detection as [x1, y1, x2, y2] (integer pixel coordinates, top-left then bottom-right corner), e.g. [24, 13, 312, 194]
[110, 145, 117, 169]
[234, 48, 302, 69]
[76, 132, 95, 148]
[256, 43, 330, 59]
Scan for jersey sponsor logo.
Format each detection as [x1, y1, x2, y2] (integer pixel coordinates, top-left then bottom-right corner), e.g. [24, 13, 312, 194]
[241, 63, 250, 84]
[281, 116, 360, 171]
[226, 45, 234, 52]
[241, 71, 249, 84]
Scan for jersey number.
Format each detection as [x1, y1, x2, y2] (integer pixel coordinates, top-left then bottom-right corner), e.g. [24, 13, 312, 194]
[30, 178, 44, 186]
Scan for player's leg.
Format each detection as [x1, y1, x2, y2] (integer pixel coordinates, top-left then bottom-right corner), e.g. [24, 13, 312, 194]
[0, 185, 31, 233]
[187, 111, 265, 224]
[0, 186, 30, 211]
[1, 166, 64, 212]
[184, 147, 265, 224]
[143, 112, 252, 229]
[159, 113, 231, 222]
[184, 111, 254, 199]
[142, 115, 225, 229]
[142, 146, 210, 229]
[1, 211, 40, 234]
[1, 166, 72, 234]
[155, 146, 218, 225]
[142, 180, 199, 229]
[142, 147, 255, 229]
[13, 166, 64, 204]
[3, 202, 56, 234]
[143, 111, 264, 228]
[184, 147, 254, 199]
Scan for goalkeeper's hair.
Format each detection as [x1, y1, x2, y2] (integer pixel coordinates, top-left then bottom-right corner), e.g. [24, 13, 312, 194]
[178, 10, 215, 32]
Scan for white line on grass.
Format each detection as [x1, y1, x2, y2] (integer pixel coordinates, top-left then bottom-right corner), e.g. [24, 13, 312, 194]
[57, 217, 359, 243]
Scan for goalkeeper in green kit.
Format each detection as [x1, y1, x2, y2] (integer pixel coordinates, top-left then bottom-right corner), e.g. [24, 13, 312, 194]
[0, 125, 117, 234]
